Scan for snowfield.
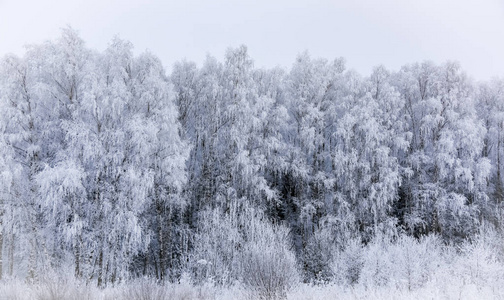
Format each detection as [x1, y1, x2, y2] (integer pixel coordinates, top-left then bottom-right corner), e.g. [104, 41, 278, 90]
[0, 277, 502, 300]
[1, 230, 503, 300]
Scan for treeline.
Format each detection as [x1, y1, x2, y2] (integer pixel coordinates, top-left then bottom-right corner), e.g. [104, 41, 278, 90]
[1, 29, 503, 287]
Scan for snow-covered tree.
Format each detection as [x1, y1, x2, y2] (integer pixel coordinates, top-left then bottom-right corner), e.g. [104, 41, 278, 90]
[0, 30, 188, 285]
[391, 62, 489, 241]
[1, 33, 502, 290]
[0, 53, 46, 280]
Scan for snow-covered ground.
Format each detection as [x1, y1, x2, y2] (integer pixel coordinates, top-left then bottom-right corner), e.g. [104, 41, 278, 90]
[1, 233, 503, 300]
[0, 278, 502, 300]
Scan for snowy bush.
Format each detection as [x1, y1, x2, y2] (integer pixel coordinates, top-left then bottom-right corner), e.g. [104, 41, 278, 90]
[359, 236, 396, 288]
[30, 274, 97, 300]
[358, 234, 443, 290]
[188, 199, 299, 299]
[120, 278, 167, 300]
[188, 207, 241, 285]
[240, 227, 299, 299]
[0, 280, 33, 300]
[393, 234, 443, 290]
[331, 238, 364, 286]
[303, 230, 335, 283]
[454, 231, 504, 288]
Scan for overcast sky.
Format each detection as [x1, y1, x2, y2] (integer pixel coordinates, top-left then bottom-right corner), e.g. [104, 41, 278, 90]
[1, 0, 503, 81]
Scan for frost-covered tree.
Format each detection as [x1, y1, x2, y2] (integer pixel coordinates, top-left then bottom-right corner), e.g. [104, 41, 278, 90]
[331, 66, 402, 242]
[60, 36, 189, 284]
[477, 78, 504, 226]
[0, 53, 46, 280]
[129, 51, 189, 281]
[391, 62, 489, 241]
[173, 46, 278, 219]
[0, 29, 188, 285]
[30, 28, 94, 280]
[172, 56, 222, 217]
[281, 53, 346, 276]
[2, 33, 502, 289]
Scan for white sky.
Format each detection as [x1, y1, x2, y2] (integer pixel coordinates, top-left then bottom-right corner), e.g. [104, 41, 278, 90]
[1, 0, 503, 81]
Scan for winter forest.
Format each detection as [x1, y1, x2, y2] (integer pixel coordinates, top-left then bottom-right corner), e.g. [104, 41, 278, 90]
[1, 29, 504, 299]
